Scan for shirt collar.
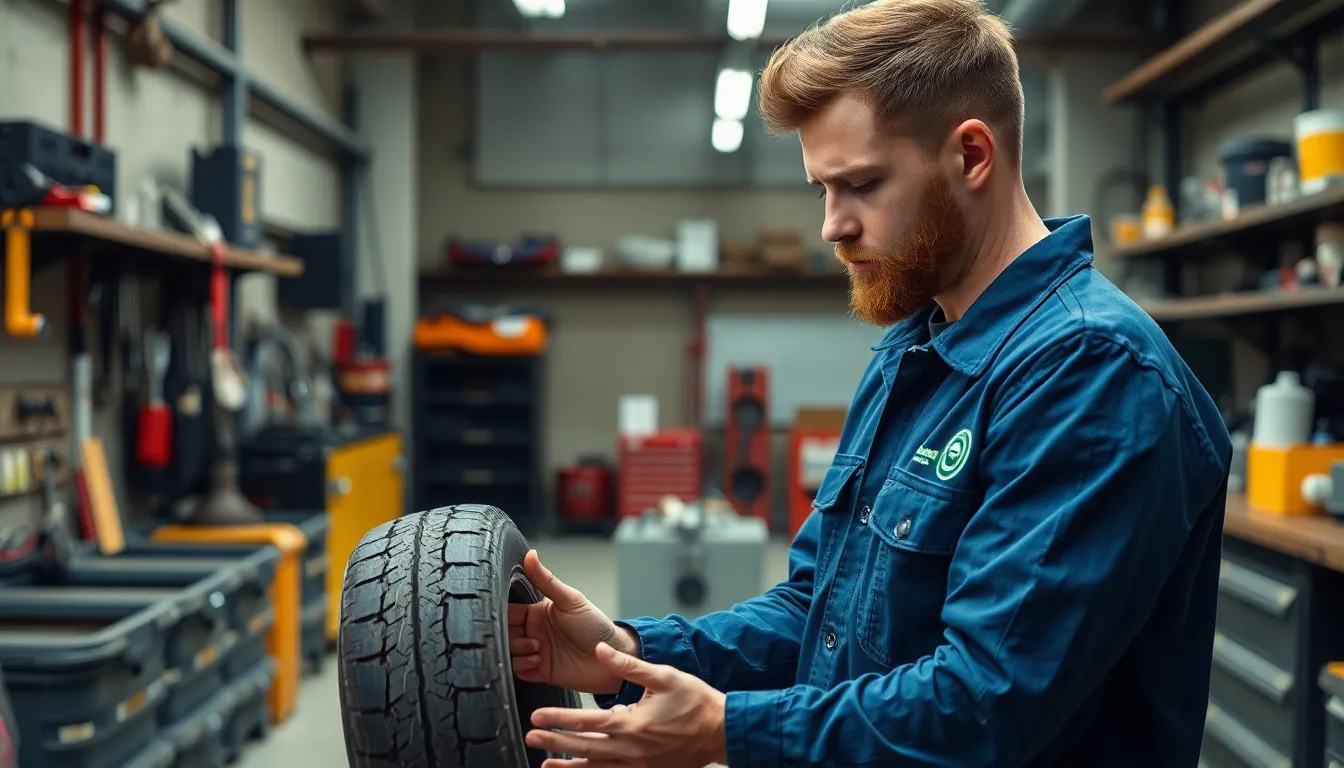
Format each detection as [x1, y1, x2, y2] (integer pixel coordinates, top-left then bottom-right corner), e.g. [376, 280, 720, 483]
[871, 215, 1095, 376]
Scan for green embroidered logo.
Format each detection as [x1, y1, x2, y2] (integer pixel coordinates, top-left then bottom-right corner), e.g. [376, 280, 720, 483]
[936, 429, 972, 481]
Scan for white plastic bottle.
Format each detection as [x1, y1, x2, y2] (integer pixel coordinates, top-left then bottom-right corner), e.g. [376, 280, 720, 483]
[1252, 371, 1315, 447]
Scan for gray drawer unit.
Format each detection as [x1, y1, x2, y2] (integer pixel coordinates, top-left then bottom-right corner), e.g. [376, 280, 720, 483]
[1217, 555, 1302, 672]
[1209, 631, 1297, 756]
[1320, 665, 1344, 763]
[1205, 537, 1344, 768]
[1202, 703, 1292, 768]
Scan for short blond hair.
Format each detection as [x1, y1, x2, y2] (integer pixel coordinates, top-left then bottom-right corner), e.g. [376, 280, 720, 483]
[758, 0, 1024, 166]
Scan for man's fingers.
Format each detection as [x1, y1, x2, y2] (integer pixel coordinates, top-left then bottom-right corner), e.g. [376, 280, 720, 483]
[510, 637, 540, 655]
[525, 729, 624, 761]
[531, 707, 617, 732]
[508, 602, 529, 627]
[593, 642, 670, 689]
[513, 654, 542, 672]
[541, 759, 622, 768]
[524, 550, 587, 610]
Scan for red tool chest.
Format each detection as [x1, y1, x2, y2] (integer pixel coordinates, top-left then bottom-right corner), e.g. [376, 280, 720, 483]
[617, 429, 703, 519]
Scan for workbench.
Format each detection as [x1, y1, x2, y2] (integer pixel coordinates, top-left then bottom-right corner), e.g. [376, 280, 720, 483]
[1206, 494, 1344, 768]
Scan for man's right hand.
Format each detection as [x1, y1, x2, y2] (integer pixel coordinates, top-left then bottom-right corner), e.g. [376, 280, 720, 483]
[509, 549, 641, 695]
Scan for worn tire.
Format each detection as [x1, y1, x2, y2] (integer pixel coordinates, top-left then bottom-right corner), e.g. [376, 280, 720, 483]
[337, 505, 582, 767]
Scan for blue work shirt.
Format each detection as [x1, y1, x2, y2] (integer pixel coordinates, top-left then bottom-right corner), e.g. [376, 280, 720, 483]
[601, 215, 1233, 766]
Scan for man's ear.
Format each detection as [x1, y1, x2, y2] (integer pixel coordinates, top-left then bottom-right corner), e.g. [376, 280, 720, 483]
[951, 119, 995, 192]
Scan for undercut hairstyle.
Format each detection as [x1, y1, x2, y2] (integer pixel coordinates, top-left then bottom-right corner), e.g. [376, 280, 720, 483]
[758, 0, 1025, 167]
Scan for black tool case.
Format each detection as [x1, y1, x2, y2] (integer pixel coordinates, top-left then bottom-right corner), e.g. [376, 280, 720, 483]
[0, 594, 175, 768]
[259, 510, 329, 673]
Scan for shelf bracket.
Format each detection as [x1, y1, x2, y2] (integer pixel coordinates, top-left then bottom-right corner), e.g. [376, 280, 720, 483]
[1243, 24, 1320, 112]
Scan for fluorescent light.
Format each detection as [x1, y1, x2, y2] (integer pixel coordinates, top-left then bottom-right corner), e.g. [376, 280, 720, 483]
[514, 0, 565, 18]
[712, 118, 743, 153]
[714, 68, 753, 121]
[726, 0, 768, 40]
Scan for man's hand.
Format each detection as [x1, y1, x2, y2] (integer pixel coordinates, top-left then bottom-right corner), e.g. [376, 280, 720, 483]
[526, 642, 727, 768]
[510, 551, 641, 695]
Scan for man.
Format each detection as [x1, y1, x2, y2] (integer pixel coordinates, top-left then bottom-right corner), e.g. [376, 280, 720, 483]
[511, 0, 1232, 765]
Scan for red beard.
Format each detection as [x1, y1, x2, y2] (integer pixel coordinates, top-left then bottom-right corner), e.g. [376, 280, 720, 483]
[836, 170, 968, 326]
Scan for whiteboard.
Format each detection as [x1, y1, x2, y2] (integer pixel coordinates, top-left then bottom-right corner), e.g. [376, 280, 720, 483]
[704, 314, 888, 426]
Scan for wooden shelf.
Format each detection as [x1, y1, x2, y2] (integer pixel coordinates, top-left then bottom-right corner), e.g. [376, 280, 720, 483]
[1225, 493, 1344, 573]
[1103, 0, 1344, 104]
[1113, 185, 1344, 261]
[26, 207, 303, 277]
[1141, 285, 1344, 321]
[420, 268, 848, 290]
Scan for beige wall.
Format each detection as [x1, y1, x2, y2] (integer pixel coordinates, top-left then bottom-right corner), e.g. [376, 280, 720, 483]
[0, 0, 348, 528]
[416, 52, 848, 528]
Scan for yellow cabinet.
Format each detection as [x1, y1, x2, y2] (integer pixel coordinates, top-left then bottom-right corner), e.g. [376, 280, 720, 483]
[324, 432, 404, 639]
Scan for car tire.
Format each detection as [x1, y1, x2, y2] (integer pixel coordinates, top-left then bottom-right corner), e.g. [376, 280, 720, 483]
[338, 505, 582, 767]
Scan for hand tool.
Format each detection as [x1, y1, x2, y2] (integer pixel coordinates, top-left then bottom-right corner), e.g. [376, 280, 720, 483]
[172, 298, 207, 487]
[0, 208, 46, 339]
[135, 328, 172, 468]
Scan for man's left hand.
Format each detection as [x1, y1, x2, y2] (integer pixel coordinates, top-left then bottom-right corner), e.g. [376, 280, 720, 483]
[525, 641, 728, 768]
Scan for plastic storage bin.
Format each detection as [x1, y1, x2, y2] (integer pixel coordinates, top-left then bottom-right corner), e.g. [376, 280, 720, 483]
[0, 595, 174, 768]
[57, 545, 280, 721]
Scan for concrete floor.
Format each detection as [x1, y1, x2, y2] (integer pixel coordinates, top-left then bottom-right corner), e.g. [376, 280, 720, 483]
[237, 536, 791, 767]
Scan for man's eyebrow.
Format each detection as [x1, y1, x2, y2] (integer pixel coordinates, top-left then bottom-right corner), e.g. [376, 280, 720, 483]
[806, 163, 886, 185]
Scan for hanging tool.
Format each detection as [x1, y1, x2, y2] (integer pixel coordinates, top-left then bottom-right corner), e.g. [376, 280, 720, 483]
[172, 298, 208, 488]
[136, 328, 172, 469]
[1, 209, 46, 339]
[159, 185, 258, 525]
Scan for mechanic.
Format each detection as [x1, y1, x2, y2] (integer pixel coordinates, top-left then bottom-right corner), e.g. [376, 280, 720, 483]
[510, 0, 1233, 765]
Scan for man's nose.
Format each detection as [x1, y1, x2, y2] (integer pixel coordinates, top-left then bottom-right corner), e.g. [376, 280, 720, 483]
[822, 206, 861, 244]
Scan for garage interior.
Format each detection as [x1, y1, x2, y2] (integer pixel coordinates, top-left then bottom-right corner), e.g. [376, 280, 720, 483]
[4, 0, 1344, 765]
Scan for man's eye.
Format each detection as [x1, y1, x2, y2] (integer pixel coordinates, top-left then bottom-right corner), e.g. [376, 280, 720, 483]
[853, 181, 877, 195]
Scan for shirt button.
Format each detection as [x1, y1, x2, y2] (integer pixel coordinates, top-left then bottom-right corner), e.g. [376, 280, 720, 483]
[859, 505, 871, 525]
[824, 629, 837, 650]
[895, 517, 912, 539]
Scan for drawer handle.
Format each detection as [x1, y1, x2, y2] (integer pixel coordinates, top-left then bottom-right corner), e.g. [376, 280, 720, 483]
[1219, 559, 1297, 617]
[1204, 703, 1292, 768]
[1212, 632, 1293, 704]
[328, 477, 352, 497]
[1328, 694, 1344, 722]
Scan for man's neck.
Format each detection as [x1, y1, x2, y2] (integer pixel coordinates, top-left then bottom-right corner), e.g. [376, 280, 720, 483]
[935, 185, 1050, 322]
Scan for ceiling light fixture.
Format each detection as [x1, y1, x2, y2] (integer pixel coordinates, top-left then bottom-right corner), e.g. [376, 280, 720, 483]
[712, 117, 744, 153]
[714, 68, 753, 122]
[726, 0, 768, 40]
[513, 0, 565, 19]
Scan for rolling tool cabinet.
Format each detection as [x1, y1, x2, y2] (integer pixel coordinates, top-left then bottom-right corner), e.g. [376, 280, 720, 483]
[1202, 496, 1344, 768]
[412, 351, 544, 535]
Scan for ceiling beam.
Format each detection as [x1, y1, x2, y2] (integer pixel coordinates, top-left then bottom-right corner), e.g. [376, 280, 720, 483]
[302, 27, 1156, 55]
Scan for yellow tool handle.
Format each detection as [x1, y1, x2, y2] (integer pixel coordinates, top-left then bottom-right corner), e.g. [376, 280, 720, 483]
[1, 208, 46, 339]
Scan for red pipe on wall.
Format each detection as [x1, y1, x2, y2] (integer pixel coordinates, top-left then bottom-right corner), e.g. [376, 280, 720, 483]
[69, 0, 85, 137]
[93, 5, 106, 144]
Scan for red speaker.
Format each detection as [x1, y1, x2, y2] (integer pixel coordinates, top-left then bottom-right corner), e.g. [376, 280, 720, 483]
[724, 365, 771, 526]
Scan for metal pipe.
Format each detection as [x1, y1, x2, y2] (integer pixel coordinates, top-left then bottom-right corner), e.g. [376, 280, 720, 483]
[69, 0, 85, 137]
[341, 82, 359, 320]
[221, 0, 244, 145]
[93, 5, 106, 144]
[98, 0, 369, 160]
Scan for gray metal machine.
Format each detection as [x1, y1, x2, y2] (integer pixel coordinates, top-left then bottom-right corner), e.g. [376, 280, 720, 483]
[614, 498, 768, 621]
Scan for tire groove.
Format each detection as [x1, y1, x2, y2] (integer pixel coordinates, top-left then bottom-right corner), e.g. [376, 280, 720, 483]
[409, 511, 439, 768]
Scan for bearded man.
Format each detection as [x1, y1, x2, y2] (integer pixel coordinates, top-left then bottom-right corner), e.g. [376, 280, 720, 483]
[511, 1, 1233, 765]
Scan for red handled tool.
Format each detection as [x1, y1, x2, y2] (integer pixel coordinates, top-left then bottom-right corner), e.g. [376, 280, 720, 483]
[135, 329, 172, 468]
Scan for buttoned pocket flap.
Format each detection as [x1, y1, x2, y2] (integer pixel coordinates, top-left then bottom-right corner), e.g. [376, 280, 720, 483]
[811, 454, 865, 513]
[870, 474, 975, 555]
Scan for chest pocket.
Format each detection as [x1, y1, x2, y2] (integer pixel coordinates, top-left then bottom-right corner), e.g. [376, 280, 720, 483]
[810, 454, 865, 581]
[856, 470, 977, 668]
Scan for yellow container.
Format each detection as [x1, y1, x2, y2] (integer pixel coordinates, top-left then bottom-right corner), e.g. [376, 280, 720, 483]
[1247, 442, 1344, 515]
[324, 432, 404, 641]
[1294, 110, 1344, 195]
[151, 523, 307, 725]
